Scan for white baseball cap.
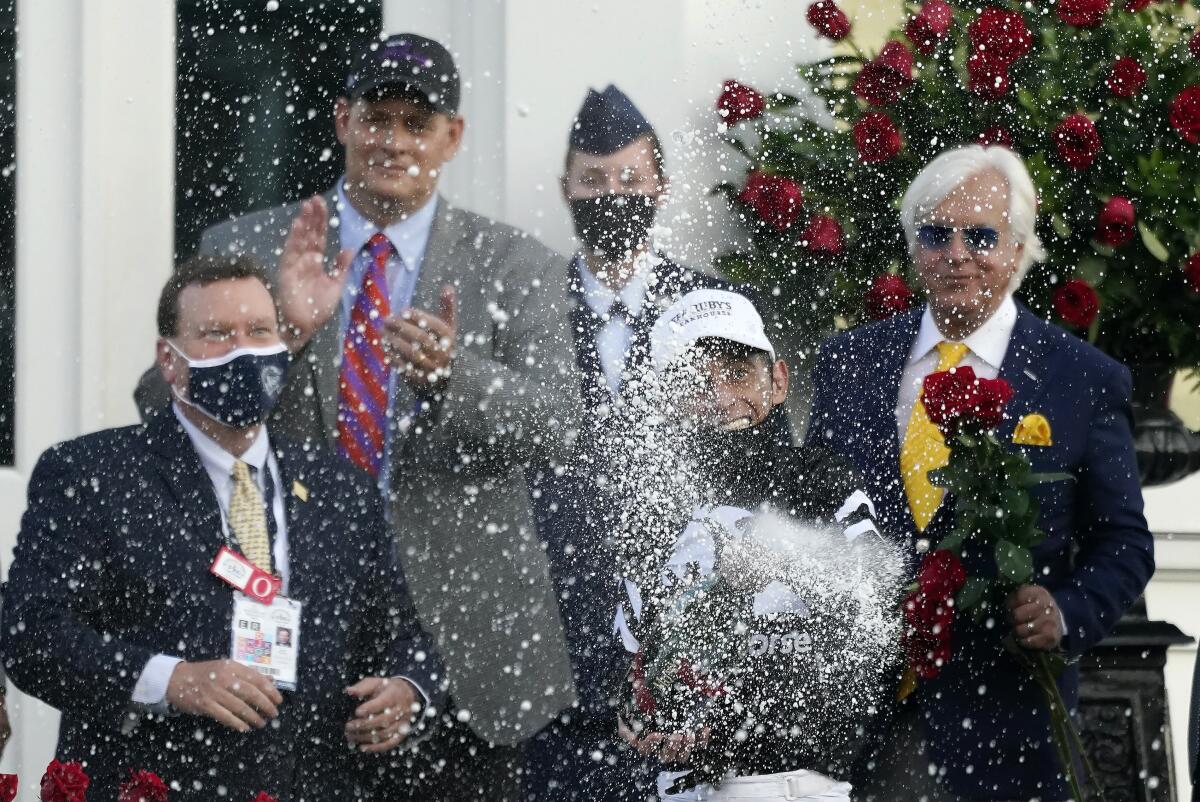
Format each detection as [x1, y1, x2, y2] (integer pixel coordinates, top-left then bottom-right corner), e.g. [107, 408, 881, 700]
[650, 288, 776, 373]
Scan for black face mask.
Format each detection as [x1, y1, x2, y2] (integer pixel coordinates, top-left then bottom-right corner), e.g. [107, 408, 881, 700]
[569, 194, 658, 262]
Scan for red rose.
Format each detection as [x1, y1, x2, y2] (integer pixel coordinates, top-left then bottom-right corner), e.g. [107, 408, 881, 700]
[922, 366, 1014, 435]
[118, 771, 169, 802]
[0, 775, 16, 802]
[967, 8, 1032, 67]
[1094, 196, 1135, 247]
[905, 0, 953, 55]
[853, 41, 915, 106]
[854, 111, 903, 163]
[1053, 114, 1102, 170]
[41, 760, 89, 802]
[967, 55, 1011, 100]
[864, 274, 914, 320]
[1183, 254, 1200, 293]
[1170, 86, 1200, 144]
[806, 0, 852, 40]
[717, 80, 766, 125]
[1125, 0, 1154, 9]
[1190, 31, 1200, 58]
[800, 215, 845, 255]
[916, 549, 968, 599]
[977, 126, 1013, 148]
[1058, 0, 1111, 26]
[1053, 278, 1101, 328]
[1106, 56, 1146, 97]
[738, 171, 804, 232]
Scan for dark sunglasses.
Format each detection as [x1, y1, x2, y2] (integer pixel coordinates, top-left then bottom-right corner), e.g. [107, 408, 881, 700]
[916, 224, 1001, 253]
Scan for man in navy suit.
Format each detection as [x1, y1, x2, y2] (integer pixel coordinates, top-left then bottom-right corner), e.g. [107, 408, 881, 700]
[806, 145, 1154, 801]
[2, 255, 444, 801]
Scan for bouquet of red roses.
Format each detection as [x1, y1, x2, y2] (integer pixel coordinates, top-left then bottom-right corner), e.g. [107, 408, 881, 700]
[899, 366, 1099, 802]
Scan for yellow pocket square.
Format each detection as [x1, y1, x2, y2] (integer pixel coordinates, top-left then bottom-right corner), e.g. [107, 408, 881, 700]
[1013, 413, 1053, 446]
[292, 480, 309, 502]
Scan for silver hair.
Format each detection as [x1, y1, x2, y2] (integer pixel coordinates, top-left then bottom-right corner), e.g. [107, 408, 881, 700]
[900, 145, 1047, 292]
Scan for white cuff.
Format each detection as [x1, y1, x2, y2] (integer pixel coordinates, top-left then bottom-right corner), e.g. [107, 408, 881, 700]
[132, 655, 183, 705]
[397, 676, 429, 709]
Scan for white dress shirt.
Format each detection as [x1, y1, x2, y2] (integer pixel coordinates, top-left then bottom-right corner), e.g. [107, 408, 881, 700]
[576, 253, 653, 396]
[895, 295, 1018, 437]
[334, 182, 438, 492]
[132, 405, 287, 705]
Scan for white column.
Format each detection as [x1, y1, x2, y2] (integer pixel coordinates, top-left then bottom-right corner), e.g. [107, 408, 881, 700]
[1, 1, 175, 794]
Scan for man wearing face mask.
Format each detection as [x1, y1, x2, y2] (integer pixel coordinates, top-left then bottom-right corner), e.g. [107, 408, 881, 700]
[524, 86, 750, 801]
[1, 255, 444, 801]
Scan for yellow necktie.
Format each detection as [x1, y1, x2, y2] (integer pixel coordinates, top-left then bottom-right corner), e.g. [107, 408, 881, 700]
[229, 460, 273, 574]
[900, 341, 970, 531]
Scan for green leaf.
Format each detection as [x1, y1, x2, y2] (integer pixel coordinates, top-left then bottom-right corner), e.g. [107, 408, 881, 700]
[1051, 213, 1073, 239]
[956, 576, 989, 612]
[995, 540, 1034, 586]
[1138, 221, 1171, 262]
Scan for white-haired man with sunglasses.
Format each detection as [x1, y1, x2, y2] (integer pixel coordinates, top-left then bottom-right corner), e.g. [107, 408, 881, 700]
[806, 145, 1154, 801]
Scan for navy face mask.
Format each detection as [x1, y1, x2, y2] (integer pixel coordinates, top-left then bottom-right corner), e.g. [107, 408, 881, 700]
[170, 342, 290, 429]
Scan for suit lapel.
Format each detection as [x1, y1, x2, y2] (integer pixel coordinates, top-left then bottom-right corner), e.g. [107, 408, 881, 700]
[272, 443, 316, 602]
[997, 304, 1050, 435]
[142, 410, 228, 577]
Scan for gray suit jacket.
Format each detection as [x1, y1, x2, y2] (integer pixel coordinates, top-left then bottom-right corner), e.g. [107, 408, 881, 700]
[1191, 647, 1199, 795]
[137, 192, 581, 745]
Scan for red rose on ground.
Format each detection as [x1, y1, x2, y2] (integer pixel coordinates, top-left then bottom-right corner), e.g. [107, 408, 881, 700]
[807, 0, 852, 40]
[800, 215, 845, 255]
[0, 775, 16, 802]
[916, 549, 968, 599]
[1053, 114, 1102, 170]
[1054, 279, 1101, 328]
[1106, 56, 1146, 97]
[864, 274, 914, 320]
[717, 80, 766, 124]
[1170, 86, 1200, 144]
[1184, 254, 1200, 293]
[738, 171, 804, 232]
[905, 0, 953, 55]
[1094, 196, 1136, 247]
[977, 126, 1013, 148]
[118, 771, 169, 802]
[41, 760, 89, 802]
[853, 41, 915, 106]
[1058, 0, 1111, 26]
[853, 111, 903, 163]
[967, 54, 1011, 100]
[967, 8, 1032, 67]
[922, 366, 1014, 435]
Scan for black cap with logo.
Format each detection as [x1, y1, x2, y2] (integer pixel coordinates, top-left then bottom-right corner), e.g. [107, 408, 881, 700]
[344, 33, 460, 115]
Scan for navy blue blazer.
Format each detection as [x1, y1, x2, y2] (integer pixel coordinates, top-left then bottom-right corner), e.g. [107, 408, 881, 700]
[806, 303, 1154, 800]
[1, 410, 445, 802]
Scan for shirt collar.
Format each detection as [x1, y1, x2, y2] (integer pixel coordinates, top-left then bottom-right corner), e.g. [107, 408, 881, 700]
[172, 403, 271, 480]
[909, 294, 1018, 370]
[575, 252, 653, 316]
[334, 179, 439, 269]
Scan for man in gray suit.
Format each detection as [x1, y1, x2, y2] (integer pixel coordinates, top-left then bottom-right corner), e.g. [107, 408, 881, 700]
[137, 33, 580, 800]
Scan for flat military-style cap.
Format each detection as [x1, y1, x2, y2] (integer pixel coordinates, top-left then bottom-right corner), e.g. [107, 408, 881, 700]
[569, 84, 654, 154]
[344, 33, 460, 114]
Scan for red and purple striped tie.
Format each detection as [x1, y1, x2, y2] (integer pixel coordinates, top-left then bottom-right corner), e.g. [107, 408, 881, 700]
[337, 232, 393, 476]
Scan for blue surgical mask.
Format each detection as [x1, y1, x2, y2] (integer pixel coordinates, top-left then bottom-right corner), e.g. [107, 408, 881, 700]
[169, 342, 290, 428]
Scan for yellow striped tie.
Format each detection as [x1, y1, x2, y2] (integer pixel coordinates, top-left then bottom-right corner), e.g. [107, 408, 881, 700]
[229, 460, 273, 574]
[900, 341, 970, 531]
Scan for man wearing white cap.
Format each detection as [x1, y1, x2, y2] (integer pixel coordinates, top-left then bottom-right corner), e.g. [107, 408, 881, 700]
[609, 289, 894, 802]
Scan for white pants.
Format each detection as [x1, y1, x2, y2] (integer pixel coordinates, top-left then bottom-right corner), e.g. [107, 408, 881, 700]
[657, 769, 852, 801]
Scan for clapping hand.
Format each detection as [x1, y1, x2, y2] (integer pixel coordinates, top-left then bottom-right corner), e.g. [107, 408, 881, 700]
[383, 284, 458, 391]
[277, 195, 355, 351]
